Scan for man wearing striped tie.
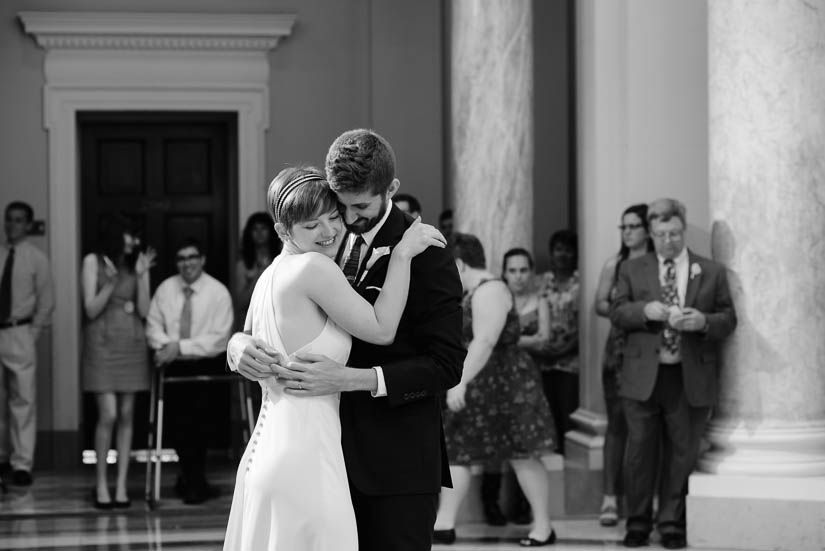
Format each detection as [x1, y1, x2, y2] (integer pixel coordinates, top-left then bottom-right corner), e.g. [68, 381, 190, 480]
[610, 198, 737, 550]
[146, 237, 233, 504]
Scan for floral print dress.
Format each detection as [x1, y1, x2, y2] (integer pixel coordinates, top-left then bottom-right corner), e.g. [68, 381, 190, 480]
[443, 280, 556, 465]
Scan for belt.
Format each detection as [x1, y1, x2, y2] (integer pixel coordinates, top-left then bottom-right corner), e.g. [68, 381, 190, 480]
[0, 317, 33, 329]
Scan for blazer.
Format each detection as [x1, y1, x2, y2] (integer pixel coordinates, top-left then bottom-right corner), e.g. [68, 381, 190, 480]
[336, 205, 465, 495]
[609, 250, 736, 407]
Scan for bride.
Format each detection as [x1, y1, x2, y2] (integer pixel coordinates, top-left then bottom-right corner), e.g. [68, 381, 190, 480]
[223, 166, 445, 551]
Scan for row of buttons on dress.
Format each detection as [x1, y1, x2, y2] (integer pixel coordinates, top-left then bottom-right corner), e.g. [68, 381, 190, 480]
[246, 388, 269, 474]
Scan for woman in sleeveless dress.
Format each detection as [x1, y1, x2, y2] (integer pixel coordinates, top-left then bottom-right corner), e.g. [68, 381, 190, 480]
[434, 233, 557, 547]
[81, 215, 155, 508]
[223, 166, 445, 551]
[593, 203, 654, 526]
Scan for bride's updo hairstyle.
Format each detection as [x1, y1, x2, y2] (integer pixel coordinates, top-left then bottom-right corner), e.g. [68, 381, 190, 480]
[267, 166, 339, 231]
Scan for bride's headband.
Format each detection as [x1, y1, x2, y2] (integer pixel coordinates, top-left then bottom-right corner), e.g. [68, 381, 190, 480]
[276, 173, 325, 221]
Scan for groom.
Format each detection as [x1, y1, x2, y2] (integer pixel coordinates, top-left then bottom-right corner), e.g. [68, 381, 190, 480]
[227, 129, 465, 551]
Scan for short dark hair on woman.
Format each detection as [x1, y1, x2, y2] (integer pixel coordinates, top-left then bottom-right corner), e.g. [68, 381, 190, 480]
[549, 229, 578, 269]
[451, 232, 486, 269]
[240, 211, 282, 269]
[267, 166, 339, 230]
[501, 247, 534, 278]
[325, 129, 396, 196]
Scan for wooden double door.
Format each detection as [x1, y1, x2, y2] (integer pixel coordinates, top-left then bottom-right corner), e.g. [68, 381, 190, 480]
[78, 112, 238, 455]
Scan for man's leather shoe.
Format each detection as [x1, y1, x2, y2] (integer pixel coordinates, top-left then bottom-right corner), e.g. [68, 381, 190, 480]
[10, 470, 32, 486]
[432, 528, 456, 544]
[622, 530, 649, 547]
[661, 533, 687, 549]
[182, 480, 219, 505]
[0, 462, 12, 475]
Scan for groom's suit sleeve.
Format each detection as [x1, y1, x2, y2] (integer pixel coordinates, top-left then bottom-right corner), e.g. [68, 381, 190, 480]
[380, 244, 465, 407]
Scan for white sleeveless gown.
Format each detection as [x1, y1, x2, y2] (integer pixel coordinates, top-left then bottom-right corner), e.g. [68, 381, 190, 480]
[223, 258, 357, 551]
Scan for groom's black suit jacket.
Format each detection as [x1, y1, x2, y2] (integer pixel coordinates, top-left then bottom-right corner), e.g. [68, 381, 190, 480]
[336, 205, 465, 495]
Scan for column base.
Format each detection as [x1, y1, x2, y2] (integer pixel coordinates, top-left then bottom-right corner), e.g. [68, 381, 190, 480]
[564, 408, 606, 514]
[687, 472, 825, 551]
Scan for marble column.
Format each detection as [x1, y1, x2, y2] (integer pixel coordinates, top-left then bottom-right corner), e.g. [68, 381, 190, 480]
[689, 2, 825, 550]
[449, 0, 532, 274]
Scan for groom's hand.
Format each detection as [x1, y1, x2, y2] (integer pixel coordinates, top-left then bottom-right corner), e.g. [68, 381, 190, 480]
[231, 333, 285, 381]
[280, 352, 346, 396]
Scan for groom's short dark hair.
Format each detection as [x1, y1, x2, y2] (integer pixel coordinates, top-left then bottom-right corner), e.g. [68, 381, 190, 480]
[325, 129, 396, 196]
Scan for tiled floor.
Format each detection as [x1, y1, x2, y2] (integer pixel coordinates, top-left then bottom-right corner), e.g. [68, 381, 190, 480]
[0, 466, 733, 550]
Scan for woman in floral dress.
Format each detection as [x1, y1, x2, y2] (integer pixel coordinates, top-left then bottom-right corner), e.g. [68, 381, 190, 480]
[434, 234, 557, 548]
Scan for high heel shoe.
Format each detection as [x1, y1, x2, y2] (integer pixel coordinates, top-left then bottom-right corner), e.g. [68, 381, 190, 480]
[432, 528, 456, 544]
[519, 529, 556, 547]
[91, 488, 114, 510]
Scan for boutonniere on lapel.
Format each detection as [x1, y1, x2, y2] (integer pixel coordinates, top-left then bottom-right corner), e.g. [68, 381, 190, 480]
[358, 246, 392, 285]
[690, 262, 702, 280]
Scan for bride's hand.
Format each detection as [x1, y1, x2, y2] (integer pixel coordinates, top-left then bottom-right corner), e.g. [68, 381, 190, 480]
[394, 217, 447, 260]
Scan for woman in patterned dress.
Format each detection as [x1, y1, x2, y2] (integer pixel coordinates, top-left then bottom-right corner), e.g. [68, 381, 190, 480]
[537, 230, 580, 455]
[593, 204, 654, 525]
[434, 234, 557, 547]
[81, 215, 155, 508]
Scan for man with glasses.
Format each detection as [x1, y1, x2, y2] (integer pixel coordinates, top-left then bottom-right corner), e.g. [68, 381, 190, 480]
[610, 198, 736, 550]
[146, 237, 233, 504]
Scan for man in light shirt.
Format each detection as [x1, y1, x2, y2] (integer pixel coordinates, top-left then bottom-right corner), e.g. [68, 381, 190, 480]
[610, 198, 736, 550]
[146, 237, 233, 504]
[0, 201, 53, 487]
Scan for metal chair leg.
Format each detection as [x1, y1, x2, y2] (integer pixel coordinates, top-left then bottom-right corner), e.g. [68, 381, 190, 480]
[153, 365, 166, 503]
[244, 381, 256, 438]
[237, 379, 250, 444]
[144, 366, 159, 506]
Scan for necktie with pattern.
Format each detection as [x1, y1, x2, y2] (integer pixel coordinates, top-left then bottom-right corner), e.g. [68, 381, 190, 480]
[342, 236, 365, 285]
[0, 247, 15, 322]
[661, 258, 680, 355]
[179, 286, 194, 340]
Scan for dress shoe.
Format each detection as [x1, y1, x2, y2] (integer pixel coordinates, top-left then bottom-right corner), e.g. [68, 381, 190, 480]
[10, 469, 32, 486]
[599, 503, 619, 526]
[519, 529, 557, 547]
[483, 501, 507, 526]
[113, 498, 131, 509]
[182, 480, 219, 505]
[91, 488, 114, 510]
[432, 528, 456, 544]
[661, 533, 687, 549]
[0, 462, 12, 475]
[622, 530, 649, 547]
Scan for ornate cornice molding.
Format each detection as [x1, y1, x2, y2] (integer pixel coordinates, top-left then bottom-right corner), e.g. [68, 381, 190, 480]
[18, 11, 296, 51]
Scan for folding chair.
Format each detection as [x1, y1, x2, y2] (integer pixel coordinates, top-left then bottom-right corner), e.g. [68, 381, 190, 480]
[144, 362, 256, 508]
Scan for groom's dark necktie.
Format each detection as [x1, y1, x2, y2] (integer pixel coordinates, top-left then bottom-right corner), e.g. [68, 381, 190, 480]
[0, 246, 15, 322]
[661, 258, 680, 355]
[342, 236, 365, 285]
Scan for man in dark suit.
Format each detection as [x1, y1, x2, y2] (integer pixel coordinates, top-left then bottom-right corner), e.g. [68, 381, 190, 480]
[228, 129, 465, 551]
[610, 198, 736, 550]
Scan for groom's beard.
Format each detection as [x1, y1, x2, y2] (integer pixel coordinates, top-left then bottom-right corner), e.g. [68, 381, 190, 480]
[345, 195, 388, 235]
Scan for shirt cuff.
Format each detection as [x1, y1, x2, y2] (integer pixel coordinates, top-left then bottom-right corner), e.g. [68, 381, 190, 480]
[371, 366, 387, 397]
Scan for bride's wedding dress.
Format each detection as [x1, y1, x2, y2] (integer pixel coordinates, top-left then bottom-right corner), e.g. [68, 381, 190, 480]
[224, 257, 357, 550]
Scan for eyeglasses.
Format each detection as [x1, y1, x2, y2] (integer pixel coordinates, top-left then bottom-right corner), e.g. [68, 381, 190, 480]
[176, 253, 202, 263]
[618, 223, 644, 231]
[651, 230, 684, 241]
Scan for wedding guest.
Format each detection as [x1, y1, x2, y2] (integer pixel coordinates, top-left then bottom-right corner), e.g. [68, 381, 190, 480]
[593, 204, 654, 526]
[234, 212, 281, 331]
[394, 193, 421, 219]
[146, 237, 233, 504]
[439, 209, 454, 242]
[610, 199, 736, 549]
[477, 247, 552, 526]
[0, 201, 53, 486]
[82, 214, 155, 509]
[434, 233, 556, 547]
[538, 230, 580, 455]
